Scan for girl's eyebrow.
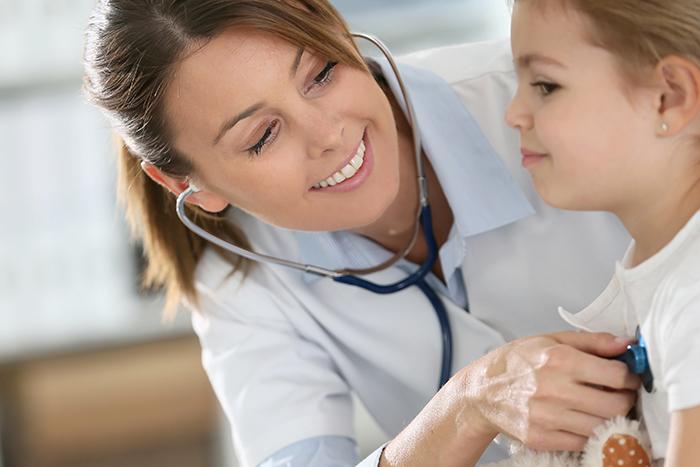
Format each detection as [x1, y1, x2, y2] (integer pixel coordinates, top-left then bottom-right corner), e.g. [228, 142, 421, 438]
[515, 53, 567, 71]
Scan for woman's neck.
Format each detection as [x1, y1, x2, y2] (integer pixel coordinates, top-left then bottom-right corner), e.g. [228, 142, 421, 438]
[619, 172, 700, 267]
[351, 84, 454, 278]
[351, 95, 420, 251]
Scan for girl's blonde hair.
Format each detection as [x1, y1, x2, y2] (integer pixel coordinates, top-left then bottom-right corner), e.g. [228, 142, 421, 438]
[84, 0, 367, 314]
[522, 0, 700, 79]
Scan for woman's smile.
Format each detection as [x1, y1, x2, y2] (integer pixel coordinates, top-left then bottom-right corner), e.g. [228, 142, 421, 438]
[310, 128, 373, 193]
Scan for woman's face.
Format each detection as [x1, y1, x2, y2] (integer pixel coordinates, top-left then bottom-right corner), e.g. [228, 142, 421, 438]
[164, 29, 400, 232]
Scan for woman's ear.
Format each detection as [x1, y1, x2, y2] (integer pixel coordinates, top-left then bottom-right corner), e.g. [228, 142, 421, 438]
[141, 162, 229, 213]
[654, 56, 700, 136]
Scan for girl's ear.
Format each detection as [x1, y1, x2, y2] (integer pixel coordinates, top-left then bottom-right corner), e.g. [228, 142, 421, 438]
[654, 56, 700, 136]
[141, 162, 229, 213]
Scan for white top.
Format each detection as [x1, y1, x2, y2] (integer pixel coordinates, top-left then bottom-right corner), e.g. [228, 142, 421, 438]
[560, 210, 700, 461]
[189, 39, 630, 467]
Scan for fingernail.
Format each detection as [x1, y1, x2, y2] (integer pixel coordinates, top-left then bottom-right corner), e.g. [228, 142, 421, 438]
[614, 336, 633, 345]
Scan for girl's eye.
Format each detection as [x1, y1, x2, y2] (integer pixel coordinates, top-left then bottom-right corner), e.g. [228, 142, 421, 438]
[531, 81, 561, 97]
[247, 120, 280, 157]
[310, 60, 338, 89]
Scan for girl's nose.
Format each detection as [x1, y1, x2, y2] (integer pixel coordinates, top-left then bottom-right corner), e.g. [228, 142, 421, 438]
[505, 88, 534, 131]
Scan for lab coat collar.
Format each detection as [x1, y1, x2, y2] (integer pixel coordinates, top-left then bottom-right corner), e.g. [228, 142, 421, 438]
[295, 59, 534, 283]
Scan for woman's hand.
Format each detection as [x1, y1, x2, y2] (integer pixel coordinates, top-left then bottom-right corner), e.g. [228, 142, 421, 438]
[459, 331, 641, 452]
[380, 331, 639, 467]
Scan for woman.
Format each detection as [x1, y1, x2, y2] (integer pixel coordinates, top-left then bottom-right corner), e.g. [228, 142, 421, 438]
[83, 1, 639, 466]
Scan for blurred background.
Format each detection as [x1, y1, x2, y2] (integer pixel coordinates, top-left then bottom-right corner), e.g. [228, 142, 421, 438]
[0, 1, 510, 466]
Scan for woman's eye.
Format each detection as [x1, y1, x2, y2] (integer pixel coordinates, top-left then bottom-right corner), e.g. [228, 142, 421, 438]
[247, 120, 280, 157]
[531, 81, 561, 97]
[311, 60, 338, 88]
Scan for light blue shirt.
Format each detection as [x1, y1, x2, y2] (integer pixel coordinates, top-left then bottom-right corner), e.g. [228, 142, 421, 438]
[258, 56, 532, 467]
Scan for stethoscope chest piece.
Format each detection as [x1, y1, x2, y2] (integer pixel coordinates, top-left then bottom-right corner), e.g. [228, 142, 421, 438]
[615, 326, 654, 393]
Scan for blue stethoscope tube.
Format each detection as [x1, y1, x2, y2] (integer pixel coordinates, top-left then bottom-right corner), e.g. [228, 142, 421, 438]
[335, 205, 453, 388]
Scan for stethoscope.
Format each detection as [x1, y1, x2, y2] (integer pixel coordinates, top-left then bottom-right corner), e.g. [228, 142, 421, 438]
[175, 32, 654, 395]
[176, 33, 454, 391]
[615, 326, 654, 393]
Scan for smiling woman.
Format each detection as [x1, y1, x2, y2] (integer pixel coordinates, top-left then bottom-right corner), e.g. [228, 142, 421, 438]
[84, 0, 371, 310]
[83, 1, 640, 467]
[160, 28, 402, 232]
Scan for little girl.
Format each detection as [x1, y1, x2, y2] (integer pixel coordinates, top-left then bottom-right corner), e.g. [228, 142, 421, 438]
[506, 0, 700, 465]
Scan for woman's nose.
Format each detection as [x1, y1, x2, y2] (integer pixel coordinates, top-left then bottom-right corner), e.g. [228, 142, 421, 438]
[304, 108, 344, 157]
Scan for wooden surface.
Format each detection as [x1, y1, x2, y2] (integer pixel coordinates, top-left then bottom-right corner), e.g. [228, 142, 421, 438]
[1, 335, 218, 467]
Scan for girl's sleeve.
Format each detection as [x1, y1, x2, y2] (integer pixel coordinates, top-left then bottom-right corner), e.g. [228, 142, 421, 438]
[656, 277, 700, 412]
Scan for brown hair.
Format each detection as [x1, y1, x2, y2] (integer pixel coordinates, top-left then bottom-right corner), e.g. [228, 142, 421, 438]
[519, 0, 700, 79]
[83, 0, 367, 313]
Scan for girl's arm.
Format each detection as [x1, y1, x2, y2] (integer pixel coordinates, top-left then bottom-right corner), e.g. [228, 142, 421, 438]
[665, 405, 700, 467]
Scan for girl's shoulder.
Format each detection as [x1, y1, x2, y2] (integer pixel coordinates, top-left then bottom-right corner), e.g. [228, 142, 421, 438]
[649, 226, 700, 332]
[657, 213, 700, 295]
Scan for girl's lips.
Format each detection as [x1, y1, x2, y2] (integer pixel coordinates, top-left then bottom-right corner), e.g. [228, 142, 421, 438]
[311, 129, 373, 193]
[521, 149, 548, 168]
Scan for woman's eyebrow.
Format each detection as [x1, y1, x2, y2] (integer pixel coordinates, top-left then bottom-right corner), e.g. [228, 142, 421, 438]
[290, 47, 304, 78]
[212, 47, 305, 146]
[213, 102, 265, 146]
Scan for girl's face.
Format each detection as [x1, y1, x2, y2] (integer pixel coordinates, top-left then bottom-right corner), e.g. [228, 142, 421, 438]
[164, 29, 400, 231]
[506, 2, 664, 212]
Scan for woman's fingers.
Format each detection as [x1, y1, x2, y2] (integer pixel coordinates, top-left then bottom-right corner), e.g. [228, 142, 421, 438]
[534, 346, 638, 418]
[573, 351, 640, 390]
[529, 400, 610, 437]
[552, 330, 633, 358]
[541, 342, 641, 390]
[463, 332, 640, 449]
[525, 429, 589, 452]
[551, 382, 637, 420]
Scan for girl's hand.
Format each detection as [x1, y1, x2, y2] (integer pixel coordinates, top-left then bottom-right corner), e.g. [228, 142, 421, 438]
[459, 331, 641, 452]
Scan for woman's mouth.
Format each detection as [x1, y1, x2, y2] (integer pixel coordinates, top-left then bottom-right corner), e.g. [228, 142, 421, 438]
[313, 139, 365, 189]
[311, 129, 372, 193]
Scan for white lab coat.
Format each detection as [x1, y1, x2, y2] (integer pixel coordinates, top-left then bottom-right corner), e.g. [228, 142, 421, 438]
[190, 39, 630, 467]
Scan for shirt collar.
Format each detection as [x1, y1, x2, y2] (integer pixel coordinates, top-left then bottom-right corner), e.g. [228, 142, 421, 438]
[294, 58, 534, 282]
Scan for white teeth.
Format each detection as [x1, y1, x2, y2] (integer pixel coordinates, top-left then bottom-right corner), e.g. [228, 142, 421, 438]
[350, 154, 363, 170]
[314, 138, 366, 189]
[341, 165, 357, 178]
